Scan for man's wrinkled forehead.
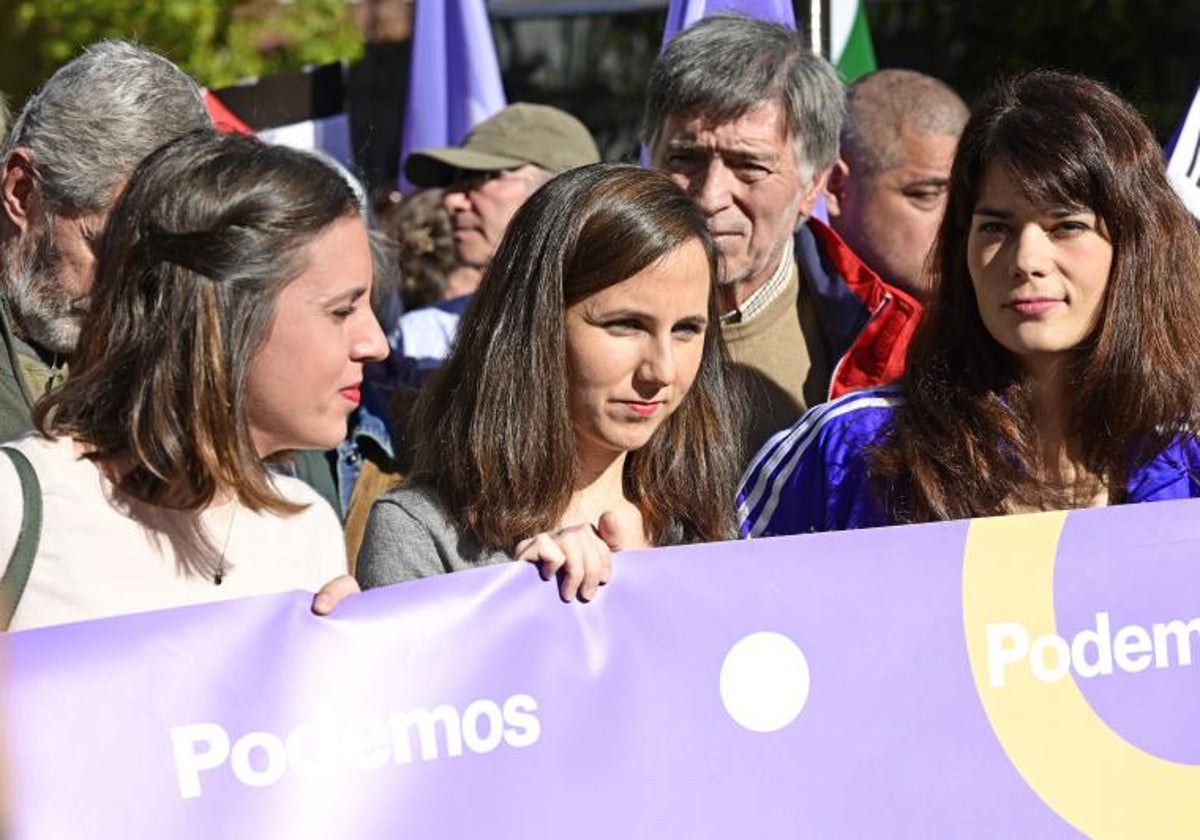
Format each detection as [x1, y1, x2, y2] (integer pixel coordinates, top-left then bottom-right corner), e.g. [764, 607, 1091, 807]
[660, 95, 792, 137]
[655, 105, 799, 165]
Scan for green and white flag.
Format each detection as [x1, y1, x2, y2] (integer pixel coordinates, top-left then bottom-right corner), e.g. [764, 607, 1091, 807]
[830, 0, 876, 81]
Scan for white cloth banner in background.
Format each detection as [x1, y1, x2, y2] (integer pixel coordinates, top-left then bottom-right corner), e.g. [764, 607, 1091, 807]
[1166, 76, 1200, 220]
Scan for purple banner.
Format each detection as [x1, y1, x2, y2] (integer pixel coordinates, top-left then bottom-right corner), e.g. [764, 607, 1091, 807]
[7, 500, 1200, 838]
[661, 0, 797, 47]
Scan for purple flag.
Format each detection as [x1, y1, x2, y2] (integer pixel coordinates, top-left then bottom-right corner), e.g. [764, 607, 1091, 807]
[7, 499, 1200, 837]
[399, 0, 507, 192]
[661, 0, 797, 47]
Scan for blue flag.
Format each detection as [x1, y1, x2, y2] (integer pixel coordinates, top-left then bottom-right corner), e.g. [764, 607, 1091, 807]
[399, 0, 507, 192]
[661, 0, 797, 47]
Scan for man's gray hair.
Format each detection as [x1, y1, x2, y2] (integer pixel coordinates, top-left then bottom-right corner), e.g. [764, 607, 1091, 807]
[3, 40, 211, 213]
[641, 14, 844, 179]
[842, 69, 969, 177]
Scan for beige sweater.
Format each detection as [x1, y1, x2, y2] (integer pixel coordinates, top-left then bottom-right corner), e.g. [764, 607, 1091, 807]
[721, 263, 830, 455]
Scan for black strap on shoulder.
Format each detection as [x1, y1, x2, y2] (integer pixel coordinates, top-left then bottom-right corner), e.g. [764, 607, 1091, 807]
[1, 447, 41, 629]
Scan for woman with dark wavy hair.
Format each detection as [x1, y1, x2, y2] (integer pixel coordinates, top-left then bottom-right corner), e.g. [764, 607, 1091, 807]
[0, 130, 387, 629]
[739, 71, 1200, 535]
[358, 163, 744, 600]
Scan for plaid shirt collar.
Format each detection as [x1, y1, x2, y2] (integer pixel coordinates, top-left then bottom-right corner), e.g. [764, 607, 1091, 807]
[721, 236, 795, 325]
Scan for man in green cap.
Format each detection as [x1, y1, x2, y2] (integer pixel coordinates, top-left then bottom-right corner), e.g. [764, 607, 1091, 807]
[398, 103, 600, 364]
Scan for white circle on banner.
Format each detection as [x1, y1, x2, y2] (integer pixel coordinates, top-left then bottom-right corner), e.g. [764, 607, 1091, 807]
[719, 631, 810, 732]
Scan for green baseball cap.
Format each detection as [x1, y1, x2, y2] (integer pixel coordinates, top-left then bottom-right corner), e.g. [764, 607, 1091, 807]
[405, 102, 601, 188]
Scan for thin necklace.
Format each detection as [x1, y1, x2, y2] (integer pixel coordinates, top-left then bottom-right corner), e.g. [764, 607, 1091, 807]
[214, 503, 237, 586]
[44, 353, 64, 394]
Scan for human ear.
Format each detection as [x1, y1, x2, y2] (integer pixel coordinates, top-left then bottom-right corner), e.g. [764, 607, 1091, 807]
[798, 165, 834, 222]
[1, 148, 37, 234]
[822, 158, 850, 218]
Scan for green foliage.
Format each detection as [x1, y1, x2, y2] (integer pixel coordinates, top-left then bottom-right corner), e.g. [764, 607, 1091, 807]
[0, 0, 361, 110]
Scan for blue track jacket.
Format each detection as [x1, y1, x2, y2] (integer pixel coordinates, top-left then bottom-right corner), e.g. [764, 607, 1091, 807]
[737, 386, 1200, 537]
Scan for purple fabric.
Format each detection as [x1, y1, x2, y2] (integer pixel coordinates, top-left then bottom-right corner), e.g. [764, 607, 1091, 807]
[398, 0, 506, 193]
[8, 500, 1200, 837]
[661, 0, 797, 47]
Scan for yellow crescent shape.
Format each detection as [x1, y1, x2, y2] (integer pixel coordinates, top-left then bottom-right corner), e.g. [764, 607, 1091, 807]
[963, 511, 1200, 838]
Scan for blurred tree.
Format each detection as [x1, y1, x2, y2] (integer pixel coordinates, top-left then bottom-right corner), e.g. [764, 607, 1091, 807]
[0, 0, 361, 109]
[867, 0, 1200, 143]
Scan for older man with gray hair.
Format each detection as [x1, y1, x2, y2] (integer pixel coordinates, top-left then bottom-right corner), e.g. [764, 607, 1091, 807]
[0, 41, 349, 517]
[826, 69, 968, 301]
[0, 41, 211, 440]
[643, 15, 922, 453]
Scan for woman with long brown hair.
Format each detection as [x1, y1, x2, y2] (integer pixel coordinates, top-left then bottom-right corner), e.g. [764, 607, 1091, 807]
[357, 163, 744, 600]
[0, 130, 387, 629]
[739, 71, 1200, 535]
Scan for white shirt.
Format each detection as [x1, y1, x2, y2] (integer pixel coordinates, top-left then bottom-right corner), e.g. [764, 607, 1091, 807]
[0, 435, 347, 631]
[396, 306, 463, 360]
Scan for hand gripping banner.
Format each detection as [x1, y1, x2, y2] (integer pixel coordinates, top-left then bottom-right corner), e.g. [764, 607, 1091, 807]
[6, 499, 1200, 838]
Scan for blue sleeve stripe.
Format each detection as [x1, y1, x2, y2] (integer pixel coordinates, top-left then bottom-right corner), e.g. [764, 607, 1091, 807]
[737, 388, 903, 537]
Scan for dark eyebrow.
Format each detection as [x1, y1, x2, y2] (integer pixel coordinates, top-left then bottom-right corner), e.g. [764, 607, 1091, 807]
[319, 287, 368, 307]
[972, 205, 1090, 219]
[904, 177, 949, 189]
[662, 139, 705, 153]
[1046, 206, 1090, 218]
[588, 307, 646, 321]
[587, 307, 708, 325]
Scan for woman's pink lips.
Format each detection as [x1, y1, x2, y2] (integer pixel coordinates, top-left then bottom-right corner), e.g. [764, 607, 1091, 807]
[621, 401, 662, 417]
[339, 386, 362, 405]
[1006, 298, 1063, 315]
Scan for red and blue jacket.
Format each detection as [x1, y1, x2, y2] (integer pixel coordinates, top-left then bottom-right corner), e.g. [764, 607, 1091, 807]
[798, 219, 922, 401]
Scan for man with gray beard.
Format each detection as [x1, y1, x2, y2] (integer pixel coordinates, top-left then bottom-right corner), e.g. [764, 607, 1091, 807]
[0, 41, 211, 441]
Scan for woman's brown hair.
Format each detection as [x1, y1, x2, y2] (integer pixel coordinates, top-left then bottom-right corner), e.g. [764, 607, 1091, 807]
[377, 188, 456, 310]
[409, 162, 744, 547]
[36, 130, 360, 516]
[871, 70, 1200, 521]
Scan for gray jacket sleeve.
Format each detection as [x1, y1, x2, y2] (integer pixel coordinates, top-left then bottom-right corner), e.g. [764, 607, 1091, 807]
[355, 484, 510, 589]
[356, 492, 445, 588]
